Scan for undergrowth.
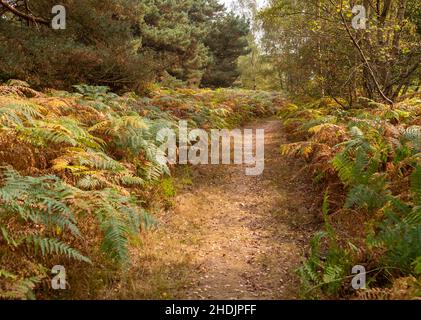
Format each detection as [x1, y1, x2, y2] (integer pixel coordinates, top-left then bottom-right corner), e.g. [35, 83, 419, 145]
[0, 83, 280, 299]
[280, 96, 421, 299]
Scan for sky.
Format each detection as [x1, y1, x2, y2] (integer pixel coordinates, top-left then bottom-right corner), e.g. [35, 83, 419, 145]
[220, 0, 267, 12]
[220, 0, 267, 38]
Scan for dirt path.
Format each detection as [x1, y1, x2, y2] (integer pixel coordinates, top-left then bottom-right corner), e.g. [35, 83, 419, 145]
[175, 119, 318, 299]
[118, 119, 319, 300]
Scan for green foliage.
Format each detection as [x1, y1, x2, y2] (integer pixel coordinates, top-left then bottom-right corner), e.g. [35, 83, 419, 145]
[0, 0, 246, 91]
[0, 168, 83, 245]
[0, 166, 155, 297]
[18, 118, 104, 150]
[259, 0, 421, 102]
[52, 148, 144, 190]
[332, 146, 390, 212]
[73, 85, 111, 99]
[28, 236, 90, 263]
[74, 188, 155, 263]
[414, 257, 421, 275]
[0, 0, 152, 92]
[0, 168, 134, 265]
[140, 0, 223, 86]
[160, 178, 176, 198]
[298, 193, 352, 298]
[0, 83, 279, 299]
[0, 98, 43, 128]
[90, 114, 172, 181]
[201, 14, 250, 88]
[0, 168, 89, 298]
[412, 165, 421, 205]
[407, 0, 421, 34]
[368, 166, 421, 273]
[282, 95, 420, 298]
[238, 50, 283, 91]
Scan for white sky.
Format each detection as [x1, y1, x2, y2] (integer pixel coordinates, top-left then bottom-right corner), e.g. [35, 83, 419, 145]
[220, 0, 267, 39]
[220, 0, 267, 12]
[220, 0, 237, 11]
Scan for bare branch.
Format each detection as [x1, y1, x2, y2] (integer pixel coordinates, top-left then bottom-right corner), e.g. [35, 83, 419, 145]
[0, 0, 49, 25]
[336, 1, 394, 105]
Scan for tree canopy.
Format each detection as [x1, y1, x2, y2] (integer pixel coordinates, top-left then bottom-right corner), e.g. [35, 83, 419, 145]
[254, 0, 421, 103]
[0, 0, 250, 91]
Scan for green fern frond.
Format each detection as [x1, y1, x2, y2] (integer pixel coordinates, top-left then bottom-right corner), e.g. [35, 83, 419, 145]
[332, 153, 354, 185]
[345, 184, 388, 211]
[27, 236, 91, 263]
[411, 165, 421, 206]
[100, 216, 130, 262]
[0, 98, 44, 128]
[17, 118, 104, 150]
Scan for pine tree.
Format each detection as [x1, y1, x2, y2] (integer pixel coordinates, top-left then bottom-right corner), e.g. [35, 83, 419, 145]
[140, 0, 223, 86]
[0, 0, 152, 91]
[201, 14, 250, 88]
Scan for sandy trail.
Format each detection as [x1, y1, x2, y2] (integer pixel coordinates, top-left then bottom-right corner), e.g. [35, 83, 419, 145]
[164, 119, 318, 299]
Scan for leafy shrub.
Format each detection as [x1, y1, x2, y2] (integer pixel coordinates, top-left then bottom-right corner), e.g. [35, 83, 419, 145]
[281, 97, 421, 298]
[0, 84, 281, 298]
[298, 194, 352, 298]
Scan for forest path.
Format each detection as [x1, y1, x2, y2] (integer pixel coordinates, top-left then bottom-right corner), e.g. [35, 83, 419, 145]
[124, 119, 318, 300]
[175, 119, 319, 299]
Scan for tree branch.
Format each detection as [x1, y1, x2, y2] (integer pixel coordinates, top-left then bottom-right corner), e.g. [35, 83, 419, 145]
[337, 1, 394, 105]
[0, 0, 49, 25]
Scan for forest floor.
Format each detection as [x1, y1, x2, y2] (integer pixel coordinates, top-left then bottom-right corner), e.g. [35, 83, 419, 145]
[113, 119, 321, 300]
